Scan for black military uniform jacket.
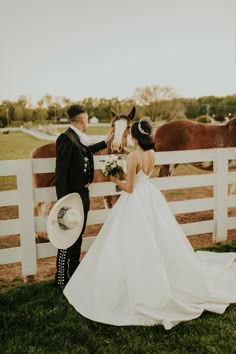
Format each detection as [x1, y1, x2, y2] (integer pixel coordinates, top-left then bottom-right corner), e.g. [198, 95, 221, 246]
[55, 127, 107, 199]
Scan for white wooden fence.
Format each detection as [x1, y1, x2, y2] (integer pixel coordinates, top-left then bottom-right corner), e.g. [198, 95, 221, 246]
[0, 148, 236, 278]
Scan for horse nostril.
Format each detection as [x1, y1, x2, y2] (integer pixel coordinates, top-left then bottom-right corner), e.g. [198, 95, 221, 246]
[111, 143, 122, 153]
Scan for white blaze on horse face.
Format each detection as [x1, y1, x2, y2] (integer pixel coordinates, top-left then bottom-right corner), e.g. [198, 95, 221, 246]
[112, 119, 127, 152]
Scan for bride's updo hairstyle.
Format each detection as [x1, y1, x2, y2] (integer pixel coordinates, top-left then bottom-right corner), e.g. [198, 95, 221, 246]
[131, 117, 155, 151]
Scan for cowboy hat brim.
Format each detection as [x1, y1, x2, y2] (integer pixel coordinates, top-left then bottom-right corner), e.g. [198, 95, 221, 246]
[47, 193, 84, 249]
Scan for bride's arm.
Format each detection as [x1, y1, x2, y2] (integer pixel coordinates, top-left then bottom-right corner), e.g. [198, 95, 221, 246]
[110, 153, 137, 193]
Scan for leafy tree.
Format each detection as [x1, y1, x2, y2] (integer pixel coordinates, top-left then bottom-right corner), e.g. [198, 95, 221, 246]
[133, 85, 184, 121]
[0, 116, 7, 127]
[16, 95, 29, 109]
[24, 108, 34, 122]
[222, 95, 236, 117]
[39, 94, 53, 108]
[12, 105, 24, 123]
[180, 98, 204, 119]
[196, 115, 212, 123]
[33, 107, 48, 122]
[1, 100, 13, 126]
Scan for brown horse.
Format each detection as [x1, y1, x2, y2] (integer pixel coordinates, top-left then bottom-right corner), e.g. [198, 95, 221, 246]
[32, 106, 135, 241]
[154, 118, 236, 178]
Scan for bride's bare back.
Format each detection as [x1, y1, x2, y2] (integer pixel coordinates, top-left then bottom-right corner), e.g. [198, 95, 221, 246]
[134, 149, 155, 176]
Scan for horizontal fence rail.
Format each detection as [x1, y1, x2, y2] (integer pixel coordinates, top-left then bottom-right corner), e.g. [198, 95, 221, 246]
[0, 148, 236, 278]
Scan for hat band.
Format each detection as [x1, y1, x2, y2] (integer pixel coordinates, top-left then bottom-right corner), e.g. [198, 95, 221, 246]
[58, 206, 71, 230]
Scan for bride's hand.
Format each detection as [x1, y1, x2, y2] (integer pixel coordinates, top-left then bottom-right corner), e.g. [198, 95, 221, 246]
[110, 175, 119, 183]
[123, 146, 130, 154]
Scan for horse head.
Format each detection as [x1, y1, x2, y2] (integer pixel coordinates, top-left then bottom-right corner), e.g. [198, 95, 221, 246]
[109, 106, 136, 153]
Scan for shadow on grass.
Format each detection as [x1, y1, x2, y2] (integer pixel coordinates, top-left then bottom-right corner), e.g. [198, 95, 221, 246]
[1, 242, 236, 353]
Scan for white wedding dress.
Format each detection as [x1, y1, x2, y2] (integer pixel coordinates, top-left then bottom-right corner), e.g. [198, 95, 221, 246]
[64, 170, 236, 330]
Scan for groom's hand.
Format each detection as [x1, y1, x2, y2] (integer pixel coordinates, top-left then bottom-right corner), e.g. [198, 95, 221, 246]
[105, 128, 114, 144]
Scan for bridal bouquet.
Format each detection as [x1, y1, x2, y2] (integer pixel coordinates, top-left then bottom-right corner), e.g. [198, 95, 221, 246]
[101, 155, 127, 192]
[101, 154, 127, 177]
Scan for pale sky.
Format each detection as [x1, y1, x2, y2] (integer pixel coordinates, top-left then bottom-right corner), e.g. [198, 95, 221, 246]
[0, 0, 235, 105]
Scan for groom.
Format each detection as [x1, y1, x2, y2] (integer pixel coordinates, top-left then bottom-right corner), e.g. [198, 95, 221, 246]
[55, 104, 113, 290]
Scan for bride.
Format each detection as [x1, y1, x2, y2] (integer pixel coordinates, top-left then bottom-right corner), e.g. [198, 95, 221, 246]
[64, 117, 236, 330]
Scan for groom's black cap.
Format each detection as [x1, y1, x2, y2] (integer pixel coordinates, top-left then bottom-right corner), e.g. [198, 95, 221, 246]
[67, 105, 86, 120]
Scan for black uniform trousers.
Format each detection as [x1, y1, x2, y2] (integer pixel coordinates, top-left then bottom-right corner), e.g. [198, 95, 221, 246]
[55, 188, 90, 287]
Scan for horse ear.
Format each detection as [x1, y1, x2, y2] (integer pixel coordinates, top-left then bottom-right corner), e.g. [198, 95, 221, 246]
[128, 106, 136, 120]
[110, 108, 117, 118]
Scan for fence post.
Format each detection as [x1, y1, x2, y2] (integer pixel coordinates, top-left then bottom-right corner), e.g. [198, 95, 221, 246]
[17, 159, 37, 278]
[213, 149, 228, 242]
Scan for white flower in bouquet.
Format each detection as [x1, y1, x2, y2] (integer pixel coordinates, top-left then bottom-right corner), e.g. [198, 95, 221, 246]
[101, 155, 127, 177]
[117, 158, 127, 174]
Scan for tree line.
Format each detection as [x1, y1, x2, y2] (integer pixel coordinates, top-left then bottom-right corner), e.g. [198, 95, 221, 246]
[0, 86, 236, 127]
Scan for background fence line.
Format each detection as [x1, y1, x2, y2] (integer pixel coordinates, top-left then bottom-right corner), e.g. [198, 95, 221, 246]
[0, 148, 236, 277]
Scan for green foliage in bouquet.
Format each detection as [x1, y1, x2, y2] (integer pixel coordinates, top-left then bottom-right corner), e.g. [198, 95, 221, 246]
[101, 155, 127, 177]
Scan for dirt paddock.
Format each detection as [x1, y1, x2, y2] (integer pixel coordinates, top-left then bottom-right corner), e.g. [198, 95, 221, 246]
[1, 185, 236, 288]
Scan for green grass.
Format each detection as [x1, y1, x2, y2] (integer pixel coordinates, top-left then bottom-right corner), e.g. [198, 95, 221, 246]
[1, 243, 236, 353]
[0, 129, 108, 161]
[57, 125, 110, 135]
[0, 132, 55, 191]
[0, 127, 110, 161]
[0, 132, 54, 160]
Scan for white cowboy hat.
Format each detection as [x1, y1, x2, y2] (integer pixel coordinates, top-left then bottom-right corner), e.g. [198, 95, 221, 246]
[47, 193, 84, 249]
